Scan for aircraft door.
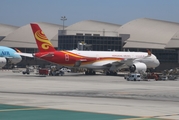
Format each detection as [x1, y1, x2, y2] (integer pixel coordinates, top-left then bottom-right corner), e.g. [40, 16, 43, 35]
[65, 54, 69, 61]
[96, 54, 100, 60]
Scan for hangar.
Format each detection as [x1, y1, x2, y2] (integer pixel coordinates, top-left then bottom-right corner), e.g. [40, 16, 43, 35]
[58, 20, 123, 51]
[0, 18, 179, 70]
[117, 18, 179, 49]
[0, 24, 18, 41]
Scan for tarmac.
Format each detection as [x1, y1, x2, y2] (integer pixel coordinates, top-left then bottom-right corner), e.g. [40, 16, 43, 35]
[0, 70, 179, 120]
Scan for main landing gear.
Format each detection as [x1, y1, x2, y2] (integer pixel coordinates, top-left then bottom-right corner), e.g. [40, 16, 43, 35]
[105, 70, 117, 76]
[84, 69, 117, 76]
[85, 69, 96, 75]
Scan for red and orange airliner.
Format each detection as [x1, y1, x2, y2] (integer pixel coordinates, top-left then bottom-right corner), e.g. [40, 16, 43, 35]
[19, 23, 160, 75]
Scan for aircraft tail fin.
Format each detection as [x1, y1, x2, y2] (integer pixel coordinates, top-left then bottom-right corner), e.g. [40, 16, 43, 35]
[14, 48, 22, 53]
[30, 23, 56, 52]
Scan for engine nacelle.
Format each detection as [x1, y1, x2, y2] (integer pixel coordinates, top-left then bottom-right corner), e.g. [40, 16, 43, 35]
[0, 57, 7, 68]
[129, 62, 147, 73]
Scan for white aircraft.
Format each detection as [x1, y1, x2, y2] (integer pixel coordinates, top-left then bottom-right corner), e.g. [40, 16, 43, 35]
[0, 46, 22, 68]
[18, 23, 160, 75]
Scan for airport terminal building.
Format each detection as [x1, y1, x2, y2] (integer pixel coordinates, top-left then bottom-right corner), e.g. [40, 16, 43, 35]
[0, 18, 179, 70]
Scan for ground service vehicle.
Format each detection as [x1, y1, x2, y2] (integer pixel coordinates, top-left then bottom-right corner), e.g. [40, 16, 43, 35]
[127, 73, 141, 81]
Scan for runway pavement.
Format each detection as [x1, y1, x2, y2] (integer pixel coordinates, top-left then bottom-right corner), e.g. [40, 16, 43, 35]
[0, 70, 179, 120]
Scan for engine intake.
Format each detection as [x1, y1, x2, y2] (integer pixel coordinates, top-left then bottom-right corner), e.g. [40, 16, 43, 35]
[0, 57, 7, 68]
[129, 62, 147, 73]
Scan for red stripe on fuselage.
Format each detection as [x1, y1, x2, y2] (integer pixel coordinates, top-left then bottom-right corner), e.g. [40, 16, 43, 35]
[35, 51, 124, 67]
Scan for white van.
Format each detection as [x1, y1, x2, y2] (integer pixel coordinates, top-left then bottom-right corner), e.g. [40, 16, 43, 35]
[60, 68, 71, 72]
[127, 73, 141, 81]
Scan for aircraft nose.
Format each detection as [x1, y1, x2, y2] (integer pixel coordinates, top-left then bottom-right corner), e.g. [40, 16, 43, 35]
[155, 59, 160, 67]
[18, 56, 22, 62]
[13, 56, 22, 64]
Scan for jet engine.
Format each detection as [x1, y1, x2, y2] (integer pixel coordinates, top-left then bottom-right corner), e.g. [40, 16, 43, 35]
[129, 62, 147, 73]
[0, 57, 7, 68]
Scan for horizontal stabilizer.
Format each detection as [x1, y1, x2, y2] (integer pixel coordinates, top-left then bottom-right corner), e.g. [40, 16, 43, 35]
[39, 52, 54, 58]
[16, 53, 33, 58]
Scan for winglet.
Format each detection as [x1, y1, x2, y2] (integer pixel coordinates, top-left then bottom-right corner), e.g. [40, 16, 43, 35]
[30, 23, 56, 52]
[147, 49, 152, 56]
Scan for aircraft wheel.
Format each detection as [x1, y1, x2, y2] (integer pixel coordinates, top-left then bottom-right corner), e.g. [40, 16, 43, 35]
[107, 71, 117, 76]
[112, 72, 117, 76]
[105, 71, 110, 75]
[92, 71, 96, 75]
[85, 71, 89, 75]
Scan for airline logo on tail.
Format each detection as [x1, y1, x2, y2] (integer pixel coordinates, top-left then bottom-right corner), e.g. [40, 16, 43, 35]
[35, 30, 53, 50]
[14, 48, 21, 53]
[31, 23, 56, 52]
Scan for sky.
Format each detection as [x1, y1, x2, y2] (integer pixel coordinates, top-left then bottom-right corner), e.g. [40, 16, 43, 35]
[1, 0, 179, 26]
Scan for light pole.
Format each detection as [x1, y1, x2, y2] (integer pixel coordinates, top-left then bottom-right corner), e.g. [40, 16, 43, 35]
[61, 16, 67, 35]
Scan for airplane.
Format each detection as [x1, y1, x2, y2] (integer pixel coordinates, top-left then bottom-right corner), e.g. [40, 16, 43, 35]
[0, 46, 22, 68]
[18, 23, 160, 75]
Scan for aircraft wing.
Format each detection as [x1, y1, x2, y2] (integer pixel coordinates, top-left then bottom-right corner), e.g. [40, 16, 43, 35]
[16, 53, 33, 58]
[102, 58, 141, 70]
[120, 58, 136, 66]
